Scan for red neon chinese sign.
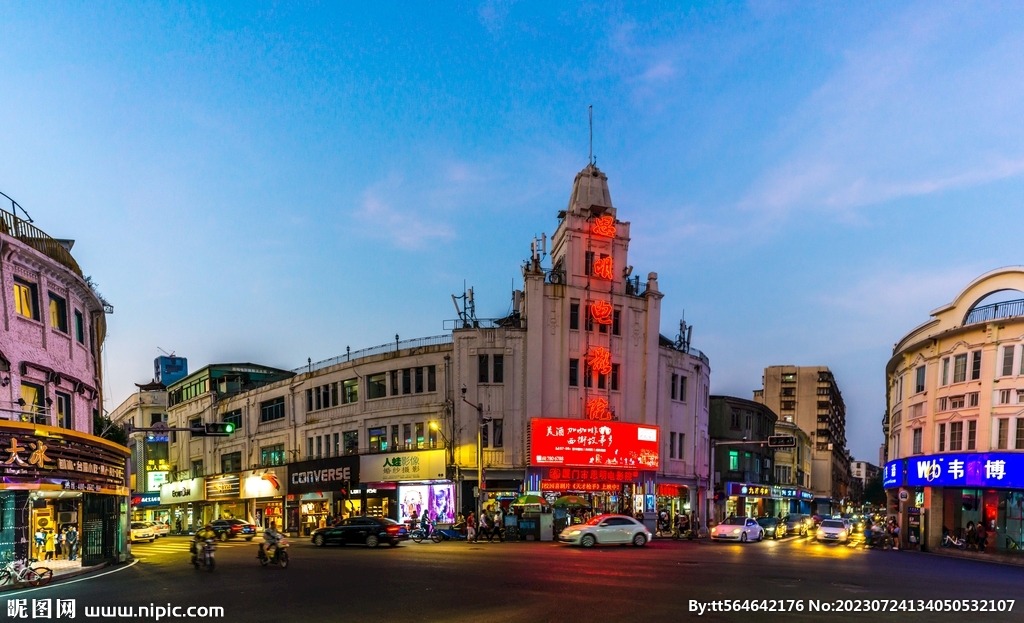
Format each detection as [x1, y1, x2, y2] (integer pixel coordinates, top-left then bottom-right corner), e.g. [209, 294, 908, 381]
[586, 347, 612, 375]
[530, 418, 660, 469]
[593, 255, 614, 280]
[589, 300, 612, 325]
[591, 215, 616, 238]
[585, 397, 613, 421]
[546, 467, 641, 482]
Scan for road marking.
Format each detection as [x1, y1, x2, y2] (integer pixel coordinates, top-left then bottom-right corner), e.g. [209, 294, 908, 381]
[3, 560, 139, 597]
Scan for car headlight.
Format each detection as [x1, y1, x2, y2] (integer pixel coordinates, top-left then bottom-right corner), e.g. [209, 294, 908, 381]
[839, 530, 847, 538]
[732, 528, 741, 534]
[816, 530, 824, 537]
[568, 530, 581, 536]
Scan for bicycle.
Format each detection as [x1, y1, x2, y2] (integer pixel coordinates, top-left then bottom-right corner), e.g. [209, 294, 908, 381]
[942, 533, 966, 550]
[0, 559, 53, 587]
[1006, 535, 1020, 551]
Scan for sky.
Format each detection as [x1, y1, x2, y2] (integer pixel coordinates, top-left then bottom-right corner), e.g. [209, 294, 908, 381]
[2, 1, 1024, 463]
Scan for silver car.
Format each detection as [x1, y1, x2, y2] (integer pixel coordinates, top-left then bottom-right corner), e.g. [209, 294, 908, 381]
[558, 514, 652, 547]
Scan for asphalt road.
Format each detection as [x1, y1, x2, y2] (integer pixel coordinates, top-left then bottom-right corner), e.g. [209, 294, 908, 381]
[6, 534, 1024, 622]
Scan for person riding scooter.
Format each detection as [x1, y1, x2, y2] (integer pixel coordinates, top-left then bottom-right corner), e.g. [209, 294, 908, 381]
[260, 523, 283, 560]
[192, 523, 216, 561]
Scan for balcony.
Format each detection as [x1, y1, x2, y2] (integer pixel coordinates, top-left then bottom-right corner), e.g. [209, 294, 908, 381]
[0, 204, 82, 277]
[364, 441, 447, 455]
[295, 334, 453, 374]
[964, 298, 1024, 325]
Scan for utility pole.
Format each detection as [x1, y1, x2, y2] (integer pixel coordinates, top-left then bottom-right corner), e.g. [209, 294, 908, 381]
[461, 386, 487, 527]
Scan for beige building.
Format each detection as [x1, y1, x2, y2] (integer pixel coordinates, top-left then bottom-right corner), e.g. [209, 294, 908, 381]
[884, 267, 1024, 552]
[755, 365, 849, 513]
[773, 420, 812, 491]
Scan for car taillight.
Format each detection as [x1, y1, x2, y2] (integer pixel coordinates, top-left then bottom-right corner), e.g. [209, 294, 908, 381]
[386, 526, 400, 534]
[231, 525, 241, 532]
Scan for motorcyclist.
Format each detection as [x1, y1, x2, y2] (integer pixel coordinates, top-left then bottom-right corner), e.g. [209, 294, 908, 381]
[193, 523, 216, 560]
[863, 520, 873, 546]
[260, 523, 283, 560]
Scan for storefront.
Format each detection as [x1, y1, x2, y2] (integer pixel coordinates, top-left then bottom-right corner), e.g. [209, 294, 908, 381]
[160, 477, 206, 534]
[287, 455, 359, 536]
[206, 474, 244, 520]
[0, 420, 130, 567]
[719, 482, 815, 520]
[130, 492, 163, 523]
[242, 468, 285, 531]
[885, 453, 1024, 553]
[360, 449, 453, 525]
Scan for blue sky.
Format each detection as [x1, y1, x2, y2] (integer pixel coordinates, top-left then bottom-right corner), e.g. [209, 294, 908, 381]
[2, 2, 1023, 462]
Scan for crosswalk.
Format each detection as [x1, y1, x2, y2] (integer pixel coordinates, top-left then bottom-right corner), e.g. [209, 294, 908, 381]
[131, 537, 260, 559]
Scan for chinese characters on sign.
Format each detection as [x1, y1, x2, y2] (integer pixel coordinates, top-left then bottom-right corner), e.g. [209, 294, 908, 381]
[590, 215, 616, 237]
[0, 428, 128, 494]
[588, 300, 613, 325]
[584, 398, 613, 421]
[592, 255, 614, 280]
[545, 468, 641, 482]
[727, 483, 771, 497]
[586, 347, 612, 375]
[898, 453, 1024, 488]
[530, 418, 660, 469]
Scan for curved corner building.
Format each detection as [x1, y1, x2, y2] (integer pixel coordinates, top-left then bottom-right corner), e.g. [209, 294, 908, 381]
[0, 203, 127, 565]
[884, 267, 1024, 552]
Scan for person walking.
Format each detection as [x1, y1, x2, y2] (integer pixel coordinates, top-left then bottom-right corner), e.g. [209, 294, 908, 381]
[492, 508, 504, 542]
[55, 528, 64, 560]
[44, 529, 55, 560]
[977, 521, 988, 552]
[66, 526, 78, 561]
[466, 511, 476, 542]
[478, 511, 491, 542]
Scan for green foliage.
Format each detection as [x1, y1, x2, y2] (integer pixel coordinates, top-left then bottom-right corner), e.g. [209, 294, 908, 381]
[93, 412, 128, 446]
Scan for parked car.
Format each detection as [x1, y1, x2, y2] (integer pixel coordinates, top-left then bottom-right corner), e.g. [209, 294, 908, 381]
[782, 514, 810, 536]
[130, 522, 156, 543]
[711, 517, 764, 543]
[311, 517, 409, 548]
[756, 517, 786, 540]
[210, 519, 256, 541]
[815, 519, 849, 543]
[147, 521, 170, 538]
[557, 514, 651, 548]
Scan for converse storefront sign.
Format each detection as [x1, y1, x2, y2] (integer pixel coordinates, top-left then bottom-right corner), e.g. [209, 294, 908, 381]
[287, 456, 360, 495]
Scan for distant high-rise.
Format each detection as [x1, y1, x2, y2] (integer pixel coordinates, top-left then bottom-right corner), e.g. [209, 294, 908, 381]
[154, 356, 188, 386]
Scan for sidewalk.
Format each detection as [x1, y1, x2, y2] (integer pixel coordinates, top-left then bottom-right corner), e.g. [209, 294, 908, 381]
[922, 547, 1024, 568]
[0, 559, 109, 592]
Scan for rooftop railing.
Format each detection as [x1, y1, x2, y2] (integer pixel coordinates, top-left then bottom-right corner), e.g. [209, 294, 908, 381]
[964, 298, 1024, 326]
[294, 334, 453, 374]
[0, 206, 82, 277]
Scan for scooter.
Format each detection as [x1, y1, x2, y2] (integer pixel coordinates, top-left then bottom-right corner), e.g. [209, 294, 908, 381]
[863, 532, 893, 550]
[430, 526, 468, 543]
[257, 539, 289, 568]
[191, 539, 215, 571]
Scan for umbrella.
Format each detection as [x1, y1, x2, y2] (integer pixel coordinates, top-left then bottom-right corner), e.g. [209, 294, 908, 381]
[552, 495, 591, 508]
[512, 494, 548, 506]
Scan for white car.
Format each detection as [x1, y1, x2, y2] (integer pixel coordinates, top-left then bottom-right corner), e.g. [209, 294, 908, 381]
[557, 514, 652, 547]
[815, 519, 849, 543]
[711, 517, 764, 543]
[147, 521, 170, 537]
[130, 522, 156, 543]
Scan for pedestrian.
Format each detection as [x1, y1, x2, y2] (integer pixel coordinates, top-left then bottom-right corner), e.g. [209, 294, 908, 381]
[466, 511, 476, 542]
[55, 527, 64, 560]
[66, 526, 78, 561]
[44, 529, 55, 560]
[479, 511, 491, 542]
[492, 508, 504, 542]
[965, 521, 976, 550]
[175, 518, 182, 534]
[977, 521, 988, 552]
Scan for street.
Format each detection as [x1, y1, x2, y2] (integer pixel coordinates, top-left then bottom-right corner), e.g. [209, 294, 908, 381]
[8, 535, 1023, 622]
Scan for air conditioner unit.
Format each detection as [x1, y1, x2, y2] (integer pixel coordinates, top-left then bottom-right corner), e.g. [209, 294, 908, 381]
[58, 512, 77, 524]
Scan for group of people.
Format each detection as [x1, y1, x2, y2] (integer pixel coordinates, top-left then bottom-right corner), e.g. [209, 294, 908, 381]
[459, 507, 507, 542]
[944, 521, 989, 552]
[656, 509, 698, 537]
[34, 526, 78, 561]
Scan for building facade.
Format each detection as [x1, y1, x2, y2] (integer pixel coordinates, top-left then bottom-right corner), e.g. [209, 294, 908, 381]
[772, 420, 814, 515]
[0, 202, 126, 565]
[755, 365, 850, 514]
[151, 164, 712, 537]
[883, 267, 1024, 553]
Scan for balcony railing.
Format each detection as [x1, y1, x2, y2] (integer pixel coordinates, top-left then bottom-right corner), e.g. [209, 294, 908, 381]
[445, 316, 526, 330]
[363, 441, 448, 455]
[294, 334, 453, 374]
[0, 205, 82, 277]
[964, 298, 1024, 326]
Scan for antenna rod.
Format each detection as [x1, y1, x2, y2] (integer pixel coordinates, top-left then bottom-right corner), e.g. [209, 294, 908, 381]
[588, 105, 593, 165]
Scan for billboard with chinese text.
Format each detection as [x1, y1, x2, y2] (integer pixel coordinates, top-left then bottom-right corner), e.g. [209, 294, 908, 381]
[904, 453, 1024, 488]
[530, 418, 659, 469]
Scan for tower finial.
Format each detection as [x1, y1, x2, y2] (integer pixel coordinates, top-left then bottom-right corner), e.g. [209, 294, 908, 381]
[588, 105, 594, 166]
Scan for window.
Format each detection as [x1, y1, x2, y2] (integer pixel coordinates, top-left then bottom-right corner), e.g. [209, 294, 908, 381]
[260, 397, 285, 422]
[745, 413, 752, 430]
[369, 427, 386, 452]
[915, 366, 926, 393]
[307, 437, 314, 459]
[403, 423, 412, 449]
[583, 363, 592, 388]
[1017, 419, 1024, 450]
[493, 355, 504, 384]
[968, 392, 979, 407]
[938, 423, 946, 452]
[1003, 345, 1016, 377]
[728, 450, 739, 471]
[953, 354, 967, 384]
[492, 419, 503, 448]
[331, 383, 339, 406]
[481, 421, 489, 448]
[188, 416, 203, 437]
[677, 433, 684, 461]
[427, 365, 437, 392]
[584, 251, 594, 276]
[191, 460, 204, 478]
[730, 412, 741, 429]
[597, 371, 606, 389]
[781, 373, 796, 383]
[781, 401, 795, 411]
[260, 444, 285, 466]
[680, 376, 687, 401]
[428, 424, 438, 448]
[391, 370, 398, 395]
[670, 432, 676, 459]
[55, 392, 72, 429]
[971, 350, 982, 380]
[610, 364, 619, 391]
[998, 418, 1009, 450]
[74, 310, 85, 343]
[414, 367, 424, 393]
[568, 359, 579, 387]
[223, 409, 242, 430]
[415, 422, 425, 449]
[817, 401, 830, 410]
[584, 306, 594, 332]
[19, 382, 44, 422]
[999, 389, 1011, 405]
[912, 428, 922, 455]
[221, 451, 242, 473]
[48, 293, 67, 332]
[967, 420, 977, 450]
[950, 421, 963, 451]
[950, 395, 964, 409]
[612, 309, 621, 336]
[305, 389, 313, 412]
[569, 302, 580, 330]
[671, 374, 678, 400]
[367, 373, 387, 399]
[402, 369, 411, 394]
[478, 355, 489, 383]
[333, 432, 340, 456]
[343, 431, 358, 455]
[343, 378, 358, 403]
[941, 357, 949, 386]
[13, 278, 37, 320]
[937, 397, 948, 412]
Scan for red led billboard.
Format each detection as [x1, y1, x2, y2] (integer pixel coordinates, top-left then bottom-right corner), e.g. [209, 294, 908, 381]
[530, 418, 659, 469]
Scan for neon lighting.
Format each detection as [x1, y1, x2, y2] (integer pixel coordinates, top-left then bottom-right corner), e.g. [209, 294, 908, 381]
[585, 398, 613, 421]
[593, 255, 614, 280]
[586, 347, 612, 375]
[530, 418, 660, 468]
[591, 216, 616, 237]
[589, 300, 612, 325]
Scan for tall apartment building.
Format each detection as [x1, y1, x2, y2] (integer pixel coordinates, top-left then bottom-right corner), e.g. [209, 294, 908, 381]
[755, 365, 850, 514]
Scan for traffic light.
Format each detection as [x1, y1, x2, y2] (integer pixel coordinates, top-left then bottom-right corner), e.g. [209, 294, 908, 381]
[192, 422, 236, 437]
[768, 435, 796, 448]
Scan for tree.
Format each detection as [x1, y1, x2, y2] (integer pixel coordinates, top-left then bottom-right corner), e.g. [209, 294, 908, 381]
[864, 472, 886, 507]
[93, 412, 128, 446]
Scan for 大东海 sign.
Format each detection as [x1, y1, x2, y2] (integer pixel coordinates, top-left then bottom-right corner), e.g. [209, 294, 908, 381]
[530, 418, 659, 469]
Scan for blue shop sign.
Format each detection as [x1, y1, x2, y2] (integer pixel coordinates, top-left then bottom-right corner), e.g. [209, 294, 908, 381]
[883, 460, 903, 488]
[905, 453, 1024, 489]
[131, 492, 161, 507]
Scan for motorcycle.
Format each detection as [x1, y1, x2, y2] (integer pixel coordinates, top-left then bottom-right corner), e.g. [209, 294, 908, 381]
[863, 532, 894, 550]
[191, 539, 216, 571]
[430, 526, 468, 543]
[257, 539, 289, 568]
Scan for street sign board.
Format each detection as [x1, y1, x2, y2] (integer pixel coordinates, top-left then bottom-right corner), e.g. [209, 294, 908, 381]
[768, 435, 797, 448]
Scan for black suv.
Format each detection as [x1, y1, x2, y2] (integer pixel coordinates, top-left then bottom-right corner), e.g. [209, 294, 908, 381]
[311, 517, 408, 548]
[210, 519, 257, 541]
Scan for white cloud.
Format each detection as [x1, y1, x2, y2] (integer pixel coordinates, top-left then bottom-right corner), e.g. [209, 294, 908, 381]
[353, 182, 456, 250]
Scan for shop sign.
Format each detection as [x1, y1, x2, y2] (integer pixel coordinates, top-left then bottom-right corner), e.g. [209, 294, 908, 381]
[160, 478, 205, 504]
[543, 467, 643, 483]
[772, 486, 798, 498]
[206, 474, 240, 499]
[288, 456, 360, 495]
[0, 425, 128, 494]
[799, 490, 814, 501]
[727, 483, 771, 498]
[131, 492, 161, 507]
[530, 418, 660, 469]
[540, 481, 621, 492]
[905, 452, 1024, 488]
[360, 449, 446, 483]
[242, 468, 284, 499]
[657, 484, 687, 496]
[147, 471, 168, 492]
[883, 460, 903, 489]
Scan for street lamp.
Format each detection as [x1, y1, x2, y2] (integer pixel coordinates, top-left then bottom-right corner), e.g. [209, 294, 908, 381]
[461, 385, 489, 523]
